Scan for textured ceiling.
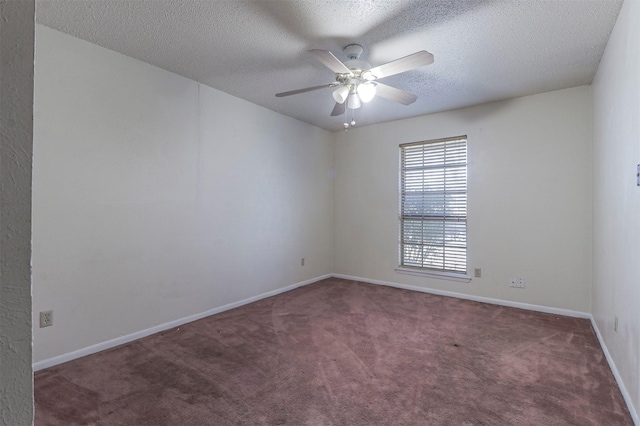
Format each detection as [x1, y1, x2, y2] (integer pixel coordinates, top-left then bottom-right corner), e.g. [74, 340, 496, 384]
[36, 0, 623, 132]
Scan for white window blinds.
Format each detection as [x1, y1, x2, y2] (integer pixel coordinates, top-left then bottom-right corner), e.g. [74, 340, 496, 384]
[400, 136, 467, 274]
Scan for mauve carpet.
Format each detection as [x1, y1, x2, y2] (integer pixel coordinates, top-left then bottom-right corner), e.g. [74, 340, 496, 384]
[34, 278, 633, 425]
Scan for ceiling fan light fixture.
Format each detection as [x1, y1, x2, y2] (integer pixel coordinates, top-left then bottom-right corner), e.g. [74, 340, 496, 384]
[347, 92, 362, 109]
[357, 82, 376, 103]
[361, 70, 375, 81]
[332, 86, 349, 104]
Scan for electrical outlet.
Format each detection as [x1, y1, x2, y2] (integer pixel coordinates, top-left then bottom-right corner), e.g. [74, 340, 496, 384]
[474, 268, 482, 278]
[301, 258, 305, 266]
[509, 277, 525, 288]
[40, 310, 53, 328]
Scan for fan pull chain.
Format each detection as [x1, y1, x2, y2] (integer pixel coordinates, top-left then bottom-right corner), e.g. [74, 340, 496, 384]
[344, 108, 349, 131]
[344, 107, 357, 132]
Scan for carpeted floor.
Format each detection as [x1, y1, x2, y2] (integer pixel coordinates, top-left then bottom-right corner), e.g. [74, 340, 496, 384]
[35, 278, 633, 425]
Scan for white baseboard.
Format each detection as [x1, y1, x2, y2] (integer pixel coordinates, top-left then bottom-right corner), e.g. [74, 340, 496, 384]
[590, 316, 639, 425]
[332, 273, 590, 318]
[33, 274, 332, 371]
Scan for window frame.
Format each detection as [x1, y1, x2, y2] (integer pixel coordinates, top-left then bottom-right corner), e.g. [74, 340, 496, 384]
[396, 136, 470, 282]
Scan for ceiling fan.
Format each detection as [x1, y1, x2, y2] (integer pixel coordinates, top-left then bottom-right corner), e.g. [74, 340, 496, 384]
[276, 44, 434, 128]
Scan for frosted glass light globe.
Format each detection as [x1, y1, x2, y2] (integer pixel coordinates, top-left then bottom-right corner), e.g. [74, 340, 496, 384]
[357, 83, 376, 103]
[332, 86, 349, 104]
[347, 92, 362, 109]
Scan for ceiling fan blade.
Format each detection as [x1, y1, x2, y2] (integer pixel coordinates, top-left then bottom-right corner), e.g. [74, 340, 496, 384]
[276, 82, 338, 97]
[368, 51, 434, 79]
[309, 49, 352, 74]
[374, 83, 418, 105]
[330, 102, 346, 117]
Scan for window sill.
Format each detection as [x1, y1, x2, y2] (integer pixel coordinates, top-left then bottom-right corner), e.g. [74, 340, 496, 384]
[395, 267, 472, 283]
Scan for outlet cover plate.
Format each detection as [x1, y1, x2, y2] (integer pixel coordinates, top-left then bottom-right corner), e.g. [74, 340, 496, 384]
[40, 310, 53, 328]
[509, 277, 525, 288]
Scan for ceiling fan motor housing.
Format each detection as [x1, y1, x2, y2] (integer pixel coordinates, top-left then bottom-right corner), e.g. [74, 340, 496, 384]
[342, 44, 371, 74]
[344, 59, 371, 72]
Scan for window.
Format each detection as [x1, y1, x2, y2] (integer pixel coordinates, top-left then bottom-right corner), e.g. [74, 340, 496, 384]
[399, 136, 467, 275]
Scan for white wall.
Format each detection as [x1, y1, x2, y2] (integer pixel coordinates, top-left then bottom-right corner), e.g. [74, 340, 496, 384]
[592, 0, 640, 419]
[32, 26, 334, 363]
[334, 86, 592, 313]
[0, 0, 34, 423]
